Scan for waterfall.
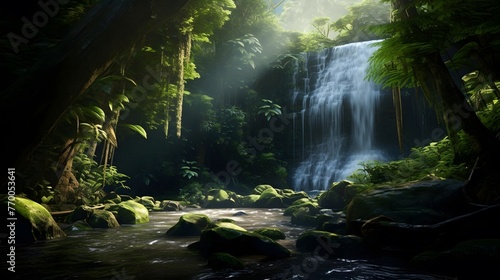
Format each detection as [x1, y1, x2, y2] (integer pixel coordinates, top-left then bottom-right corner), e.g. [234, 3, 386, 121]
[291, 40, 386, 192]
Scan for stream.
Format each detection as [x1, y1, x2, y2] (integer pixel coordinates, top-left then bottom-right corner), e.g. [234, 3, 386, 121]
[4, 208, 449, 279]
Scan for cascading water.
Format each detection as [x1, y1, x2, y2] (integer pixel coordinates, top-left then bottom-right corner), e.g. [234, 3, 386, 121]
[292, 40, 387, 192]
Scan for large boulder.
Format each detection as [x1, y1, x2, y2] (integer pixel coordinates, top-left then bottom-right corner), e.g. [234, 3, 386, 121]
[296, 230, 367, 258]
[160, 200, 183, 211]
[318, 180, 366, 210]
[253, 227, 286, 240]
[87, 209, 120, 228]
[108, 200, 150, 224]
[409, 239, 500, 279]
[345, 178, 468, 232]
[205, 189, 237, 208]
[189, 227, 291, 259]
[0, 196, 66, 243]
[254, 187, 286, 208]
[166, 213, 212, 236]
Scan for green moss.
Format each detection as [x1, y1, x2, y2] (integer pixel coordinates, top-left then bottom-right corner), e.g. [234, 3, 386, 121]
[110, 200, 150, 224]
[208, 253, 245, 270]
[253, 227, 286, 240]
[166, 213, 212, 236]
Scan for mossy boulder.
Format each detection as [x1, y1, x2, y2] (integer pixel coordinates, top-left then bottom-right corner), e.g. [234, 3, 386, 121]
[252, 184, 276, 195]
[290, 207, 319, 227]
[99, 192, 122, 204]
[318, 180, 365, 210]
[205, 189, 237, 208]
[345, 179, 468, 231]
[253, 227, 286, 240]
[0, 196, 66, 243]
[214, 221, 247, 232]
[108, 200, 149, 224]
[166, 213, 212, 236]
[67, 205, 93, 222]
[284, 202, 320, 216]
[283, 191, 310, 206]
[160, 200, 183, 211]
[189, 227, 291, 259]
[87, 209, 120, 228]
[296, 230, 366, 258]
[137, 196, 156, 210]
[254, 187, 286, 208]
[409, 239, 500, 279]
[239, 195, 260, 207]
[208, 252, 245, 270]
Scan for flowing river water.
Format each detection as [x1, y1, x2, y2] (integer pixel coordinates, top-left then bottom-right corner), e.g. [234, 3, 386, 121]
[4, 208, 449, 279]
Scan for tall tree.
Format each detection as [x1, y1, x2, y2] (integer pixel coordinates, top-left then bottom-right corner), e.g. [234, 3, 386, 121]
[367, 0, 500, 203]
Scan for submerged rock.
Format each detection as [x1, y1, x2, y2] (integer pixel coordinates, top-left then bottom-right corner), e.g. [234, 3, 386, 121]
[0, 196, 66, 243]
[208, 252, 245, 270]
[189, 227, 291, 259]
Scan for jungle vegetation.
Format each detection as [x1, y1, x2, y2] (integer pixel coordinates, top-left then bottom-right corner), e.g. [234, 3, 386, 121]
[1, 0, 499, 206]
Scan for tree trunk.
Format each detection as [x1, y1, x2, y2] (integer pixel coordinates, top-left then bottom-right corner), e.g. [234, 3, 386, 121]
[53, 139, 80, 204]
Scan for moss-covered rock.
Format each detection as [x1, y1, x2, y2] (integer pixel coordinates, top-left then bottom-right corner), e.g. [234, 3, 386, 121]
[296, 230, 366, 258]
[87, 209, 120, 228]
[0, 197, 66, 243]
[189, 227, 291, 259]
[253, 227, 286, 240]
[283, 191, 310, 206]
[252, 184, 276, 195]
[166, 213, 212, 236]
[345, 179, 468, 230]
[205, 189, 237, 208]
[160, 200, 182, 211]
[214, 221, 247, 232]
[254, 187, 286, 208]
[239, 195, 260, 207]
[137, 196, 156, 210]
[317, 180, 358, 210]
[284, 202, 320, 216]
[208, 252, 245, 270]
[409, 239, 500, 279]
[67, 205, 93, 223]
[290, 207, 319, 227]
[109, 200, 149, 224]
[99, 192, 122, 204]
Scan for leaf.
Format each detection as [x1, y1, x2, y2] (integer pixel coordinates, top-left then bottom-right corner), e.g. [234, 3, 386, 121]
[119, 124, 148, 139]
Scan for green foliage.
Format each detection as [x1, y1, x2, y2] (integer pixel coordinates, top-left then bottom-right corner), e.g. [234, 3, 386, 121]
[258, 99, 282, 121]
[72, 154, 130, 205]
[179, 160, 200, 179]
[349, 136, 469, 185]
